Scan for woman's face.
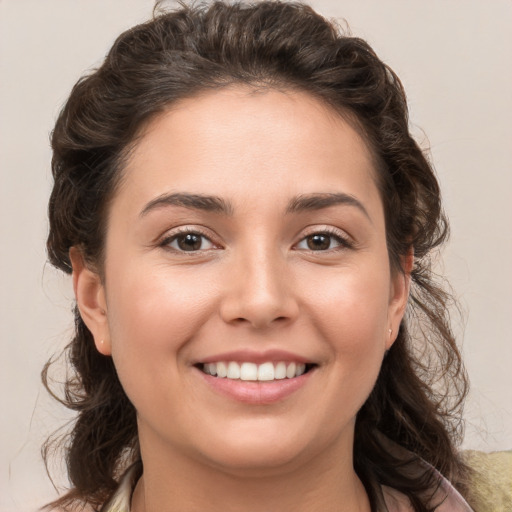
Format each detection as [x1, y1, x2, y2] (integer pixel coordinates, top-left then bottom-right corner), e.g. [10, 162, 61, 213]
[75, 87, 409, 474]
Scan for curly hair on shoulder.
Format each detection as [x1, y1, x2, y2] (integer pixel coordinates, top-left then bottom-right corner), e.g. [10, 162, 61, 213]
[43, 2, 470, 511]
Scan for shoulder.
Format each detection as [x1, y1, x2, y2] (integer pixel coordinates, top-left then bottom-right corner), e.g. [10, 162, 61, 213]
[461, 449, 512, 512]
[381, 451, 475, 512]
[100, 463, 141, 512]
[381, 485, 414, 512]
[382, 478, 474, 512]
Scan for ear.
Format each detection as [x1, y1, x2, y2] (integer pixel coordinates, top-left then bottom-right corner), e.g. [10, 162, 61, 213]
[69, 247, 111, 356]
[386, 248, 414, 350]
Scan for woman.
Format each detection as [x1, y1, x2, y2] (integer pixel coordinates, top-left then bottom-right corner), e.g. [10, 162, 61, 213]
[43, 1, 477, 510]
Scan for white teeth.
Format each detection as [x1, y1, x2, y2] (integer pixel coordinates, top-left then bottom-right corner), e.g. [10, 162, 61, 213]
[286, 362, 296, 379]
[257, 362, 274, 381]
[216, 361, 227, 378]
[274, 362, 287, 379]
[227, 361, 240, 379]
[240, 362, 258, 381]
[202, 361, 310, 381]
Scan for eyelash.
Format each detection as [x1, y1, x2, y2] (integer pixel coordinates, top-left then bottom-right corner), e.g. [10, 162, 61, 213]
[159, 227, 218, 254]
[159, 226, 354, 254]
[295, 227, 354, 252]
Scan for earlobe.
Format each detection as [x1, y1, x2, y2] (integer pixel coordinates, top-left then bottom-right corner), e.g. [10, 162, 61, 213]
[69, 247, 111, 356]
[387, 248, 414, 349]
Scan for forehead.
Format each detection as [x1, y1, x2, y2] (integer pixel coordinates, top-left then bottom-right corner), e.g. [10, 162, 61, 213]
[116, 86, 382, 219]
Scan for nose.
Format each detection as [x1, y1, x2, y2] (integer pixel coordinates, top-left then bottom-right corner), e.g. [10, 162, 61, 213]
[219, 246, 299, 329]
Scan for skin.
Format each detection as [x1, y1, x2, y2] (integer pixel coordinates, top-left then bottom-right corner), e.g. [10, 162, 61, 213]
[71, 87, 411, 511]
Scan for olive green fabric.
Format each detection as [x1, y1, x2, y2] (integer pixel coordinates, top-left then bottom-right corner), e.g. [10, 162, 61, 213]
[462, 450, 512, 512]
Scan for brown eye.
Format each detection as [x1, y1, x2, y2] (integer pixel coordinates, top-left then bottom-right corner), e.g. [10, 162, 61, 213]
[307, 234, 331, 250]
[165, 231, 216, 252]
[177, 233, 202, 251]
[296, 230, 351, 252]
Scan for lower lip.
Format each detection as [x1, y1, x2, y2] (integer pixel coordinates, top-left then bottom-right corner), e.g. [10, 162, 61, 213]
[196, 367, 314, 404]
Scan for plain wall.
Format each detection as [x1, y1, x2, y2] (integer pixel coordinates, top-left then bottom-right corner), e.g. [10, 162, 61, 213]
[1, 1, 511, 510]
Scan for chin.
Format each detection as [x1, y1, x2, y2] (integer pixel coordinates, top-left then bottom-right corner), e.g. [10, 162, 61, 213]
[195, 422, 330, 475]
[205, 445, 306, 476]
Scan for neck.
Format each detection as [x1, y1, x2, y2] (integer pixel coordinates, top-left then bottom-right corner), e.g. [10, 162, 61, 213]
[131, 431, 371, 512]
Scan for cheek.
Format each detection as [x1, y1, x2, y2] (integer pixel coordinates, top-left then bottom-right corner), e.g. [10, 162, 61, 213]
[281, 262, 391, 445]
[104, 262, 218, 391]
[303, 263, 390, 345]
[300, 262, 390, 391]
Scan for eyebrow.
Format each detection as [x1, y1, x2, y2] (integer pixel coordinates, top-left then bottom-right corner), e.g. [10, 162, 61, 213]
[140, 193, 234, 217]
[139, 191, 370, 220]
[286, 192, 371, 221]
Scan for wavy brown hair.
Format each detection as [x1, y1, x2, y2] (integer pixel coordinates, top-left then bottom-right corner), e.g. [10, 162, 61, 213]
[43, 2, 470, 511]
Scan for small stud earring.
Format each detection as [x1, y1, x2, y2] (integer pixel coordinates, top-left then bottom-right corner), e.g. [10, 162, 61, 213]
[388, 328, 392, 336]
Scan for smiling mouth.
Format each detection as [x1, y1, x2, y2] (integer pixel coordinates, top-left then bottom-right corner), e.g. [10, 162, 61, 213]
[197, 361, 316, 381]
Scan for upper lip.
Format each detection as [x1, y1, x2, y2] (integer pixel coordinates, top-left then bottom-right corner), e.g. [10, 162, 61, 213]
[194, 349, 315, 365]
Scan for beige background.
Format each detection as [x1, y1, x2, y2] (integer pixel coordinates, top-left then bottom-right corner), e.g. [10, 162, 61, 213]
[1, 1, 511, 510]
